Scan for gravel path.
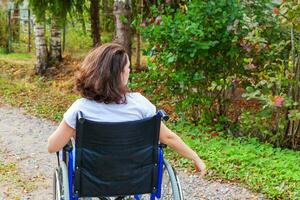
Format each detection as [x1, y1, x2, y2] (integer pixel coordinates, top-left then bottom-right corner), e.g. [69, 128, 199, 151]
[0, 104, 267, 200]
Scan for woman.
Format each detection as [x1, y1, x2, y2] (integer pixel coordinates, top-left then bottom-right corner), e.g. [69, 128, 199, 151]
[47, 43, 206, 177]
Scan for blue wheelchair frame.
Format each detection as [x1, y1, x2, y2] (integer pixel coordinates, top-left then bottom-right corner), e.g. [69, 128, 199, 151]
[60, 110, 170, 200]
[62, 144, 164, 200]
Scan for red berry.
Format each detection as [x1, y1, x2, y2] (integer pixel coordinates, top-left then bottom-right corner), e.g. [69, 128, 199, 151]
[150, 17, 155, 24]
[273, 7, 279, 15]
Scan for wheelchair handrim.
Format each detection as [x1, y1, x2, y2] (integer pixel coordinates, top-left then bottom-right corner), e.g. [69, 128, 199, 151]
[53, 168, 62, 200]
[161, 159, 181, 200]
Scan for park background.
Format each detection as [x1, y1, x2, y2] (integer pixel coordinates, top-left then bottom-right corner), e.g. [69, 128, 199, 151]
[0, 0, 300, 199]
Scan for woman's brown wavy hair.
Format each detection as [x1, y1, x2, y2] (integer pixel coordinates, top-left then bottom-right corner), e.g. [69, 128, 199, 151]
[75, 43, 129, 104]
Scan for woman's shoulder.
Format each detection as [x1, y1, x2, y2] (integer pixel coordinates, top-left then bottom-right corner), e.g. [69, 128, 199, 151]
[71, 97, 86, 106]
[127, 92, 149, 103]
[127, 92, 156, 115]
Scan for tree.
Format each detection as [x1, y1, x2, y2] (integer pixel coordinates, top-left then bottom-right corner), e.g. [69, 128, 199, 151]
[11, 1, 20, 42]
[280, 1, 300, 149]
[33, 16, 48, 74]
[29, 0, 81, 73]
[135, 0, 142, 70]
[49, 17, 62, 62]
[90, 0, 101, 46]
[113, 0, 132, 59]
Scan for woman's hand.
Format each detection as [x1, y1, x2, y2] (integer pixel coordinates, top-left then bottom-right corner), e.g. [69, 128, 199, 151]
[193, 157, 206, 178]
[159, 122, 207, 177]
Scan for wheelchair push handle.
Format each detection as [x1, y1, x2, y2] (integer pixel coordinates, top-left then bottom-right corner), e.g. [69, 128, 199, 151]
[158, 109, 169, 121]
[77, 111, 85, 124]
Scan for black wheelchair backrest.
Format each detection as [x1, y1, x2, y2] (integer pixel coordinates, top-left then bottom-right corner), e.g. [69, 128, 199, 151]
[74, 112, 161, 197]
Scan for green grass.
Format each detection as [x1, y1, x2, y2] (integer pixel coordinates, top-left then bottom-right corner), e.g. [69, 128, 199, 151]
[0, 52, 33, 59]
[165, 121, 300, 199]
[0, 76, 78, 122]
[0, 54, 300, 199]
[0, 47, 7, 54]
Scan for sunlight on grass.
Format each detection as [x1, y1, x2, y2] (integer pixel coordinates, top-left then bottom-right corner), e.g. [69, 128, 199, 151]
[0, 53, 33, 59]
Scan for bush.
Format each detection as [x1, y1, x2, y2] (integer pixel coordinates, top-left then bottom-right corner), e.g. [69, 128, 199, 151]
[141, 1, 247, 122]
[140, 0, 299, 148]
[141, 1, 286, 123]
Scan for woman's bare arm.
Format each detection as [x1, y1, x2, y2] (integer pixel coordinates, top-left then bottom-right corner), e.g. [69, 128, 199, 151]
[47, 120, 75, 153]
[159, 122, 206, 177]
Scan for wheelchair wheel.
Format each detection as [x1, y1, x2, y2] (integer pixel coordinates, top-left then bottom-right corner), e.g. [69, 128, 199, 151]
[160, 159, 183, 200]
[53, 168, 61, 200]
[137, 159, 183, 200]
[53, 162, 70, 200]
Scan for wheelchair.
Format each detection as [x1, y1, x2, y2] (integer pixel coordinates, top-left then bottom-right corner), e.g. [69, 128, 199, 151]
[53, 110, 184, 200]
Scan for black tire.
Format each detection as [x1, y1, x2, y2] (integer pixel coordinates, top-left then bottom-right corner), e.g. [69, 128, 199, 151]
[173, 167, 184, 200]
[53, 168, 62, 200]
[137, 159, 183, 200]
[160, 159, 182, 200]
[53, 163, 69, 200]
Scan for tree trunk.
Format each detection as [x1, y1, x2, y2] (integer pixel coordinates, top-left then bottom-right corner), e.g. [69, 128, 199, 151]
[90, 0, 101, 47]
[101, 0, 111, 32]
[7, 9, 12, 53]
[28, 9, 31, 52]
[135, 0, 142, 70]
[113, 0, 132, 60]
[50, 17, 62, 62]
[33, 17, 48, 75]
[103, 0, 109, 15]
[12, 3, 20, 42]
[284, 26, 300, 149]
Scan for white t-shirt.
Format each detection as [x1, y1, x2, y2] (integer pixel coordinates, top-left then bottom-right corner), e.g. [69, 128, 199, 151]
[63, 92, 156, 129]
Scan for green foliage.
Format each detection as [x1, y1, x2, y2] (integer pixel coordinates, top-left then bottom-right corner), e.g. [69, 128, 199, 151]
[64, 23, 114, 58]
[29, 0, 68, 22]
[166, 121, 300, 199]
[29, 0, 85, 26]
[0, 53, 33, 59]
[139, 0, 298, 151]
[280, 1, 300, 30]
[240, 58, 300, 149]
[141, 1, 246, 121]
[140, 0, 287, 124]
[237, 0, 300, 149]
[64, 24, 93, 57]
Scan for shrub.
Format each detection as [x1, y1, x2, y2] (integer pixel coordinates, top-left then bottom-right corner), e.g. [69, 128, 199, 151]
[141, 1, 248, 122]
[139, 0, 300, 149]
[141, 1, 286, 123]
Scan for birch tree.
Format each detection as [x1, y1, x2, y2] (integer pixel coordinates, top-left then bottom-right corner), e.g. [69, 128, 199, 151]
[49, 17, 62, 62]
[113, 0, 132, 59]
[33, 16, 48, 74]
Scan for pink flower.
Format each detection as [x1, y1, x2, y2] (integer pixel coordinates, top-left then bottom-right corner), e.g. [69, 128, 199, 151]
[273, 96, 284, 107]
[244, 58, 256, 70]
[155, 16, 162, 25]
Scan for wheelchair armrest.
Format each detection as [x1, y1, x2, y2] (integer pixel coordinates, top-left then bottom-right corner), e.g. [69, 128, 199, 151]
[158, 109, 169, 121]
[63, 139, 73, 152]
